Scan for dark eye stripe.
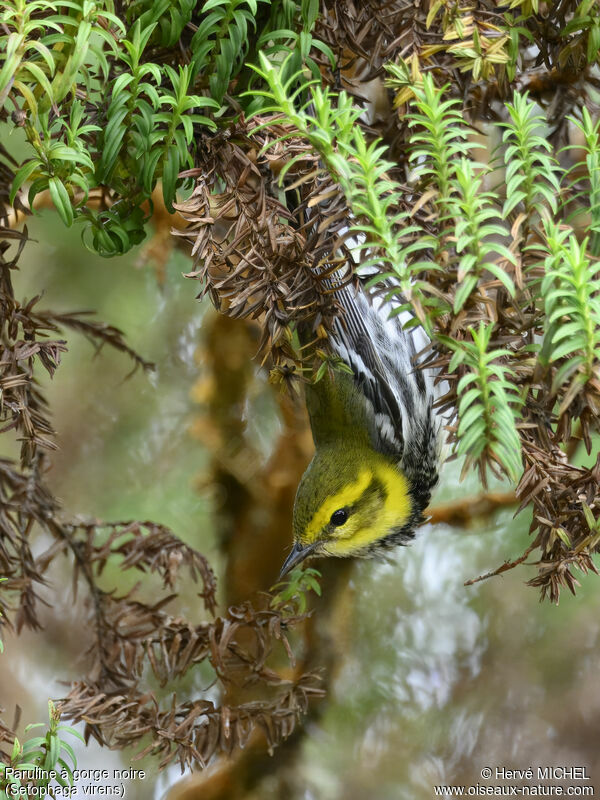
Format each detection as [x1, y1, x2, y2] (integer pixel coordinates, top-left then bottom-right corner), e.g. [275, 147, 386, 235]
[326, 477, 389, 534]
[358, 475, 387, 507]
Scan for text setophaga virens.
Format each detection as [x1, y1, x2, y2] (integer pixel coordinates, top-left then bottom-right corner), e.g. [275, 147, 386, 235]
[280, 281, 441, 577]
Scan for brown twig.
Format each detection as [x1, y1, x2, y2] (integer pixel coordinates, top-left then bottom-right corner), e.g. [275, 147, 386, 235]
[464, 540, 540, 588]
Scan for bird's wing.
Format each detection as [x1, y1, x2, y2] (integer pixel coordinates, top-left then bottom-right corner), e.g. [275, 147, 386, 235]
[331, 281, 440, 497]
[330, 284, 406, 458]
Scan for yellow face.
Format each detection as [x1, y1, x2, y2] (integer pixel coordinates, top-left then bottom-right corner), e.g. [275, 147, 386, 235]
[281, 447, 412, 576]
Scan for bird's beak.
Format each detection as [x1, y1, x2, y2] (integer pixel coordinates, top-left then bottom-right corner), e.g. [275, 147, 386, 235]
[279, 542, 316, 579]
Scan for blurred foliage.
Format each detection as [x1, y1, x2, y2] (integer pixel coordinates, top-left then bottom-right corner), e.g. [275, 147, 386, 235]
[2, 0, 600, 785]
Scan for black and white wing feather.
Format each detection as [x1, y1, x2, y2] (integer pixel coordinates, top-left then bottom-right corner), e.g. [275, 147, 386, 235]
[332, 282, 441, 505]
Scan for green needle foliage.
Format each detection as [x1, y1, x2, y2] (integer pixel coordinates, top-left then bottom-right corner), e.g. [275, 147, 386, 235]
[404, 73, 470, 215]
[500, 92, 560, 221]
[1, 0, 325, 255]
[565, 107, 600, 253]
[540, 223, 600, 407]
[450, 159, 516, 313]
[440, 323, 524, 482]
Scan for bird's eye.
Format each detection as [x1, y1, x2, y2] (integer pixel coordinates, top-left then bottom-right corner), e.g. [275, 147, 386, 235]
[330, 508, 348, 526]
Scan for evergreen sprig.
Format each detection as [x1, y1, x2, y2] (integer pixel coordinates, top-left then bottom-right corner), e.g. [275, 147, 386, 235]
[449, 159, 516, 312]
[189, 0, 259, 104]
[404, 74, 471, 214]
[0, 0, 124, 114]
[499, 91, 560, 221]
[440, 323, 524, 482]
[539, 222, 600, 410]
[564, 107, 600, 255]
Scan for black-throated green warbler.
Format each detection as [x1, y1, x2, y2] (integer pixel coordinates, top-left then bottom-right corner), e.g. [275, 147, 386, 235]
[280, 282, 441, 577]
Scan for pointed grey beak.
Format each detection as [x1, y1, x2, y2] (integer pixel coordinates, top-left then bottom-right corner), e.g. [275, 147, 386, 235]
[279, 542, 316, 579]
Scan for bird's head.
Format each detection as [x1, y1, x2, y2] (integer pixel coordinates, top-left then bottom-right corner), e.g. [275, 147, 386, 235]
[281, 444, 413, 577]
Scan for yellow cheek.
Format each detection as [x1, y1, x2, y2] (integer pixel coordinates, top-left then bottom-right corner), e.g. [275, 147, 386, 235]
[323, 463, 411, 557]
[304, 468, 372, 544]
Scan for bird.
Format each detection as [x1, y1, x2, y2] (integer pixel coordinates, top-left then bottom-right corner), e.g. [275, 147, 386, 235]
[279, 279, 442, 577]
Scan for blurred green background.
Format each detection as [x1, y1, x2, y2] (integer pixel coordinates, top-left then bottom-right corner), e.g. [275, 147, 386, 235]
[2, 210, 600, 800]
